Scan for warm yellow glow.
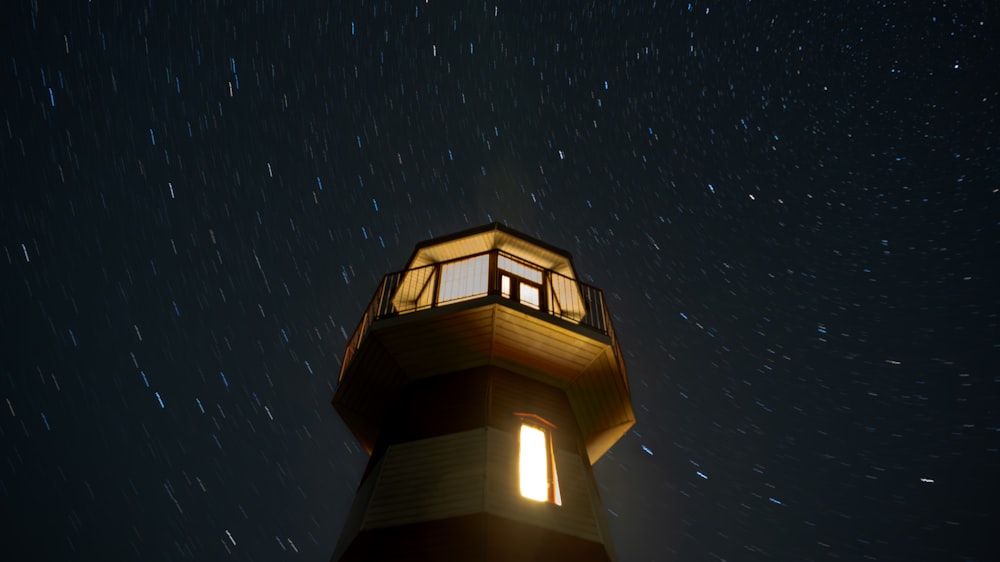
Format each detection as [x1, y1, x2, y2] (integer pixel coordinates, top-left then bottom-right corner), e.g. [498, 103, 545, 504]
[501, 273, 540, 309]
[438, 254, 489, 304]
[519, 425, 549, 502]
[498, 255, 543, 283]
[519, 284, 540, 309]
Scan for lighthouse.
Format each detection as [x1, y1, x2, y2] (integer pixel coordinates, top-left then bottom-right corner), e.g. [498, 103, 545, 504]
[331, 223, 634, 561]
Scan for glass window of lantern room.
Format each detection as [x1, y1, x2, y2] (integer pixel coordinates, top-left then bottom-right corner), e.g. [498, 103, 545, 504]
[519, 283, 540, 309]
[437, 254, 489, 305]
[498, 255, 543, 284]
[498, 255, 543, 310]
[519, 423, 561, 505]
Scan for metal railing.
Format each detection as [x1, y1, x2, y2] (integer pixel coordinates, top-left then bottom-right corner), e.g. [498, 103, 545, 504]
[340, 250, 626, 388]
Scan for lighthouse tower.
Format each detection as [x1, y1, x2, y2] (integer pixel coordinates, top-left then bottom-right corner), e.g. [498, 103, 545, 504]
[331, 223, 634, 561]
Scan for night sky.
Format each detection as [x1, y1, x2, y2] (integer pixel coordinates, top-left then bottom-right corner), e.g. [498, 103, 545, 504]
[3, 1, 998, 560]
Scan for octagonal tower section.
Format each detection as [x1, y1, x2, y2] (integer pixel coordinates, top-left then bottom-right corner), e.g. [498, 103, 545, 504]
[331, 223, 634, 562]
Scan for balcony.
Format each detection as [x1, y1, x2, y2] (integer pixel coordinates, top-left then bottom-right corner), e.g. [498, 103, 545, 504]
[339, 249, 625, 389]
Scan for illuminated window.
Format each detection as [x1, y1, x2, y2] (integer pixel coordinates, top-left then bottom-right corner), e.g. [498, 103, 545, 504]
[498, 255, 542, 284]
[519, 283, 540, 309]
[498, 254, 542, 309]
[437, 254, 489, 304]
[517, 418, 561, 505]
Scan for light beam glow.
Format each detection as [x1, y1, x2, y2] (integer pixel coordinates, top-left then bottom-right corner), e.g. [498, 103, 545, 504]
[519, 425, 549, 502]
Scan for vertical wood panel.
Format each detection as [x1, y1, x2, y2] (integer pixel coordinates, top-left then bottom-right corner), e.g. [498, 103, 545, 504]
[484, 428, 602, 542]
[487, 368, 581, 454]
[332, 454, 385, 560]
[363, 429, 488, 529]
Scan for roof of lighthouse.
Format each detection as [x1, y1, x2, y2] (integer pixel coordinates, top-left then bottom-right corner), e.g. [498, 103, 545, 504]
[404, 222, 578, 278]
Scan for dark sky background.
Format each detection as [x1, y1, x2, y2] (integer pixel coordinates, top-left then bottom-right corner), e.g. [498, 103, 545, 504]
[2, 1, 998, 560]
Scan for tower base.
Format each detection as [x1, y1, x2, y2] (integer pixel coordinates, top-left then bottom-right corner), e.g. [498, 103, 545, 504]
[335, 513, 612, 562]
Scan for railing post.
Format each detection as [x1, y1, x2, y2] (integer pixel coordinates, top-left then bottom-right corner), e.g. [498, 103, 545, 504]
[430, 263, 441, 308]
[540, 269, 549, 314]
[488, 250, 499, 295]
[342, 260, 618, 382]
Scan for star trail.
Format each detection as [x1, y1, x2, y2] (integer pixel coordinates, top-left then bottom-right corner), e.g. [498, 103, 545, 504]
[2, 1, 997, 560]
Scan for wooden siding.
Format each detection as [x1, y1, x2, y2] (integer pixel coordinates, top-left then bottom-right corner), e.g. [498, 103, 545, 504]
[378, 305, 497, 378]
[485, 428, 604, 543]
[355, 426, 607, 545]
[362, 429, 488, 530]
[483, 369, 610, 544]
[332, 454, 385, 560]
[572, 348, 636, 462]
[487, 368, 583, 455]
[371, 298, 608, 381]
[336, 301, 635, 462]
[334, 366, 619, 561]
[492, 305, 604, 380]
[332, 336, 408, 452]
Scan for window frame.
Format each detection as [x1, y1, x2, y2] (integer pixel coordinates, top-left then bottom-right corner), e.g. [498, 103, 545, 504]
[514, 413, 561, 505]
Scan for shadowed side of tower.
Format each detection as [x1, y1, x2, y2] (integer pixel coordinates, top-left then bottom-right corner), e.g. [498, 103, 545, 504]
[331, 223, 634, 561]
